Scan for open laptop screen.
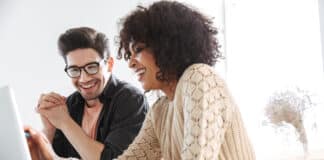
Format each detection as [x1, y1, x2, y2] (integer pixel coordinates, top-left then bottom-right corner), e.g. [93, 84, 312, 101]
[0, 85, 31, 160]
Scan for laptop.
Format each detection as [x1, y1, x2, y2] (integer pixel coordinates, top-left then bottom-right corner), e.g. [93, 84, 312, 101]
[0, 85, 31, 160]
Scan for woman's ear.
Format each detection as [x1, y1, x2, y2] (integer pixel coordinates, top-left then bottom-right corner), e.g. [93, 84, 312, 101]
[106, 57, 114, 72]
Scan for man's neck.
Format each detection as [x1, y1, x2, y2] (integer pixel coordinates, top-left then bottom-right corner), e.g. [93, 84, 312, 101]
[85, 99, 101, 108]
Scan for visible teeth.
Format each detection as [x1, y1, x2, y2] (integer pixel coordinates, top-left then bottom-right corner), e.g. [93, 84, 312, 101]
[81, 83, 95, 89]
[136, 69, 146, 76]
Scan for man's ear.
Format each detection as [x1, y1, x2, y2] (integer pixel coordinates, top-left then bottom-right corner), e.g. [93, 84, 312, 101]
[106, 57, 114, 72]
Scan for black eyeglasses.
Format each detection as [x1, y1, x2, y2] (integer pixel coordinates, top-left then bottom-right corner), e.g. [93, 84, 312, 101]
[64, 61, 103, 78]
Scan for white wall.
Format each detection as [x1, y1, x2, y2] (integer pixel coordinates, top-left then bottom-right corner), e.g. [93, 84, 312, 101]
[319, 0, 324, 72]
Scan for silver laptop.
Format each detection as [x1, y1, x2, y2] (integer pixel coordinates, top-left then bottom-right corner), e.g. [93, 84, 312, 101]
[0, 85, 31, 160]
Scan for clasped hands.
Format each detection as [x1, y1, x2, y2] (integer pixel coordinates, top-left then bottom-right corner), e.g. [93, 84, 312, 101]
[36, 92, 69, 130]
[26, 92, 70, 160]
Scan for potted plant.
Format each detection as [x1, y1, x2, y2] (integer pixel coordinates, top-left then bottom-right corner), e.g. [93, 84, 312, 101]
[264, 87, 316, 159]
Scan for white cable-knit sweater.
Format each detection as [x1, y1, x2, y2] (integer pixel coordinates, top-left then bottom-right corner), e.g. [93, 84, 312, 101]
[116, 64, 255, 160]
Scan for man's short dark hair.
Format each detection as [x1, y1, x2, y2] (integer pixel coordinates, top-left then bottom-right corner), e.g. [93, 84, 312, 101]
[117, 1, 222, 82]
[58, 27, 110, 63]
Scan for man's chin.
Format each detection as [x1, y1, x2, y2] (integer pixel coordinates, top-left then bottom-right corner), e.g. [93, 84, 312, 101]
[85, 97, 98, 101]
[80, 93, 98, 101]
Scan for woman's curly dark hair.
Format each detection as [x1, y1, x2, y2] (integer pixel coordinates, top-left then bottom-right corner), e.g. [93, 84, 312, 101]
[117, 1, 222, 82]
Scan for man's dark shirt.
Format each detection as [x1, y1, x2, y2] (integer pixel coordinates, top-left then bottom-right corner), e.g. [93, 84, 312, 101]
[52, 75, 148, 160]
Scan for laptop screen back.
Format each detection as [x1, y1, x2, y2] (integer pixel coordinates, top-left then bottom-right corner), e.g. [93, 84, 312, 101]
[0, 85, 31, 160]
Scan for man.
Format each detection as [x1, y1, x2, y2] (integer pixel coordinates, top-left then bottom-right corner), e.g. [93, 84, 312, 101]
[26, 27, 148, 160]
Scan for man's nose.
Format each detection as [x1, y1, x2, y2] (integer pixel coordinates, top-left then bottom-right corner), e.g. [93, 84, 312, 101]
[79, 69, 91, 82]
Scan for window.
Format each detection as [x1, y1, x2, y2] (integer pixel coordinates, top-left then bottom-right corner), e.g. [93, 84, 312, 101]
[225, 0, 324, 159]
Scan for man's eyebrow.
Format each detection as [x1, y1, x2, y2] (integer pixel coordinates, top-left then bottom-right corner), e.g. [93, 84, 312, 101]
[66, 61, 99, 68]
[66, 64, 78, 68]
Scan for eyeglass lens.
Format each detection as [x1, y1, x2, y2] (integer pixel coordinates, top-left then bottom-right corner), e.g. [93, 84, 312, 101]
[66, 62, 99, 78]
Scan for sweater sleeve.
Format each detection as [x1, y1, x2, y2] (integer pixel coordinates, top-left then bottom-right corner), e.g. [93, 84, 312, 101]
[181, 65, 232, 159]
[116, 107, 162, 160]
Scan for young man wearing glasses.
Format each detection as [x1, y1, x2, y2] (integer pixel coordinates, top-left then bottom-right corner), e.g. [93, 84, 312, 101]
[25, 27, 148, 160]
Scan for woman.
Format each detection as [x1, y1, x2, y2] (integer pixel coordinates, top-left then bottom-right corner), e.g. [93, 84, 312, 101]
[116, 1, 255, 160]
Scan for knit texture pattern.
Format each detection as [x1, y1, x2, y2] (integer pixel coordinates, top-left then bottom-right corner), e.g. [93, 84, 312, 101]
[117, 64, 255, 160]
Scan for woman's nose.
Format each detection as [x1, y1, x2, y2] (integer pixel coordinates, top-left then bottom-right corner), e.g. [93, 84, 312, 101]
[128, 58, 136, 68]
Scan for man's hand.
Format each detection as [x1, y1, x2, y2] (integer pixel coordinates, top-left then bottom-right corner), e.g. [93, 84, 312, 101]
[37, 92, 70, 130]
[37, 92, 66, 140]
[24, 126, 57, 160]
[36, 92, 104, 160]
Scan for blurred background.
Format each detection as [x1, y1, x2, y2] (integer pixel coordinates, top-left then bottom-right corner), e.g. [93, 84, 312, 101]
[0, 0, 323, 159]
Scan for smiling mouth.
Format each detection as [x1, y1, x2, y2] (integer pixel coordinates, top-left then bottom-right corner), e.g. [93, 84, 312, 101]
[79, 80, 97, 90]
[135, 68, 146, 81]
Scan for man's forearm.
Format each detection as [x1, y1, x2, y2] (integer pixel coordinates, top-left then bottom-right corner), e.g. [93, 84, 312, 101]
[59, 117, 105, 160]
[42, 128, 56, 143]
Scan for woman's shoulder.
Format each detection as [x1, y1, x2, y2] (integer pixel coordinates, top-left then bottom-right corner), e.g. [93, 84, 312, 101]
[179, 63, 236, 122]
[179, 63, 225, 87]
[182, 63, 216, 78]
